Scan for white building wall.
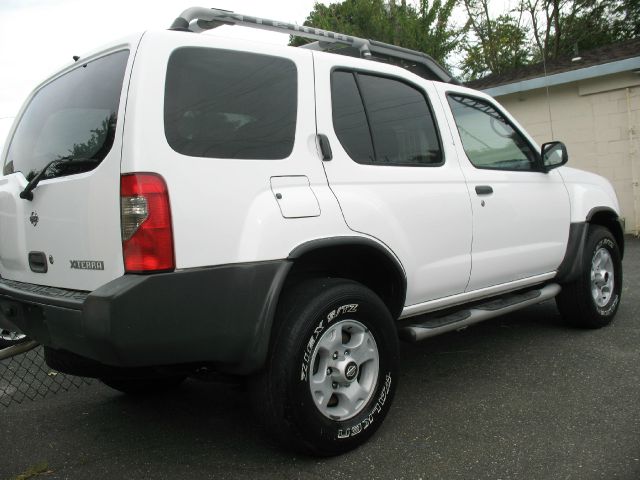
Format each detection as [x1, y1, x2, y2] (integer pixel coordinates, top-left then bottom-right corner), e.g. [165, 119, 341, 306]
[495, 71, 640, 234]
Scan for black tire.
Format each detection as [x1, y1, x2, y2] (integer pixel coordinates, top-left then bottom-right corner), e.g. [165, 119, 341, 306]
[252, 278, 399, 456]
[556, 225, 622, 328]
[100, 375, 186, 395]
[0, 330, 29, 349]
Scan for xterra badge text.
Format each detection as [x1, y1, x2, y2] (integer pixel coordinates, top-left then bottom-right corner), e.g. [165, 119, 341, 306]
[70, 260, 104, 270]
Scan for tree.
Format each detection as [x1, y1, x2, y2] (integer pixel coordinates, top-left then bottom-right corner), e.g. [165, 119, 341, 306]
[460, 0, 532, 80]
[612, 0, 640, 39]
[521, 0, 639, 62]
[406, 0, 461, 65]
[294, 0, 638, 82]
[521, 0, 601, 60]
[460, 0, 639, 80]
[289, 0, 462, 67]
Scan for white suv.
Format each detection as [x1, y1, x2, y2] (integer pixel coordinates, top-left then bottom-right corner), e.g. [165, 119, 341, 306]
[0, 7, 624, 456]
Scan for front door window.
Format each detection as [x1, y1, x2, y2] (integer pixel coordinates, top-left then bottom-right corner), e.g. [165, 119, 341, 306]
[447, 95, 538, 171]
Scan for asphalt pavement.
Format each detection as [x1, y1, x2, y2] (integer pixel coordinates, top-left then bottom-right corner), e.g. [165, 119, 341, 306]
[2, 237, 639, 480]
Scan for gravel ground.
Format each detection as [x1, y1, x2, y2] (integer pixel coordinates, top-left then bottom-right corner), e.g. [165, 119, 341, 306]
[1, 236, 639, 480]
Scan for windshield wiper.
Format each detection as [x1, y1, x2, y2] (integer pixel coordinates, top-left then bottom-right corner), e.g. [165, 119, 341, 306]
[19, 157, 96, 201]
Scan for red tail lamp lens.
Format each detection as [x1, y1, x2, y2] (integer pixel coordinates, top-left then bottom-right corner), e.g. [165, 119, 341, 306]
[120, 173, 174, 272]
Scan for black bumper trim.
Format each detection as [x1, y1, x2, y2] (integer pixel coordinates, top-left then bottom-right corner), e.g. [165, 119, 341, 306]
[0, 277, 88, 308]
[0, 260, 291, 374]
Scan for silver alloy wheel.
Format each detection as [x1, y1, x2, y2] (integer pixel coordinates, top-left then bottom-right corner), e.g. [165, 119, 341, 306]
[590, 247, 615, 307]
[308, 319, 379, 421]
[0, 329, 27, 342]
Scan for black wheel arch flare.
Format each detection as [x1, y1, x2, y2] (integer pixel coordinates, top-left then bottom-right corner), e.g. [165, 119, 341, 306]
[556, 207, 624, 284]
[287, 236, 407, 320]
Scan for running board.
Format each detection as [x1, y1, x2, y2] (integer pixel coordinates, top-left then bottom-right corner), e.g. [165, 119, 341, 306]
[399, 284, 561, 342]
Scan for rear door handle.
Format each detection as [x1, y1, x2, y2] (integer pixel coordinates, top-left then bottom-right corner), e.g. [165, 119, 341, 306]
[317, 134, 333, 161]
[475, 185, 493, 195]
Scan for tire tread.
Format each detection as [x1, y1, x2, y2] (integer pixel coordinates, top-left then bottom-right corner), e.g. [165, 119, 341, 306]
[556, 225, 621, 329]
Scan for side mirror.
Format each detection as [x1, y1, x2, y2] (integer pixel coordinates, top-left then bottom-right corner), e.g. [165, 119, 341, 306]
[541, 141, 568, 172]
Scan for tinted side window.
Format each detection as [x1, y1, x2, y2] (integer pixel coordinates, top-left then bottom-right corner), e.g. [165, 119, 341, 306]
[358, 74, 442, 166]
[331, 71, 375, 163]
[331, 71, 442, 166]
[165, 48, 297, 160]
[447, 95, 538, 171]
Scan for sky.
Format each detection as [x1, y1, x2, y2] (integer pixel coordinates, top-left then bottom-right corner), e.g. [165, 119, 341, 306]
[0, 0, 515, 152]
[0, 0, 322, 151]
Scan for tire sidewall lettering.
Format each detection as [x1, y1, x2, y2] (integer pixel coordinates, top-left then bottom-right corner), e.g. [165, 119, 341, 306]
[595, 237, 615, 252]
[337, 372, 392, 439]
[300, 303, 359, 382]
[597, 295, 619, 316]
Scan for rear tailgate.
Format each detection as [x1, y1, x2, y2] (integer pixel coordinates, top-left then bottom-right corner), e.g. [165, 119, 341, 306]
[0, 41, 138, 291]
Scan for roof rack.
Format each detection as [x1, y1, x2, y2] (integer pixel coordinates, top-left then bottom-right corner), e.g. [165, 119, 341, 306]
[169, 7, 459, 85]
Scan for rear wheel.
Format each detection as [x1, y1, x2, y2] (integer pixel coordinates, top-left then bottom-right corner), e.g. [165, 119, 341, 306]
[253, 278, 399, 456]
[556, 225, 622, 328]
[0, 329, 28, 349]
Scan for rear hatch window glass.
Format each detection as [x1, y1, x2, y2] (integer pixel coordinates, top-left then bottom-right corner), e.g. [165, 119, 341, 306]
[164, 47, 297, 160]
[3, 50, 129, 179]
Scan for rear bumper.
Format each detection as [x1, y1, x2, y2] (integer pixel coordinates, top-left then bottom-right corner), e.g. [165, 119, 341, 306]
[0, 260, 291, 374]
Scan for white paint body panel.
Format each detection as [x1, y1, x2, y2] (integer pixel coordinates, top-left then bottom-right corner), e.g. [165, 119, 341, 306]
[0, 37, 142, 291]
[122, 31, 352, 269]
[313, 53, 473, 305]
[558, 166, 621, 221]
[434, 83, 571, 291]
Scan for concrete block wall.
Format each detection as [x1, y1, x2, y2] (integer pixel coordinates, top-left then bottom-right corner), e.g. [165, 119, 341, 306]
[496, 72, 640, 234]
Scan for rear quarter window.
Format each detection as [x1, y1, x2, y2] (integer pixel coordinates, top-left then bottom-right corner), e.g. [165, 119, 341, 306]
[164, 47, 298, 160]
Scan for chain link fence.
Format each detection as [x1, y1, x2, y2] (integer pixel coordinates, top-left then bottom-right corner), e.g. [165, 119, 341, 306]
[0, 343, 92, 408]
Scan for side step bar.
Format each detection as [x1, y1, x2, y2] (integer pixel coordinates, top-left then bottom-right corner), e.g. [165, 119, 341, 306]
[399, 284, 561, 342]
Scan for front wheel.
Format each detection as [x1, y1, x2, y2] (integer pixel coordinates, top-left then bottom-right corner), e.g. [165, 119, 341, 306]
[556, 225, 622, 328]
[253, 278, 399, 456]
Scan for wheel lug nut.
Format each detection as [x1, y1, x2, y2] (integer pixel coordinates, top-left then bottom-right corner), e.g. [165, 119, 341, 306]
[344, 350, 350, 356]
[332, 382, 338, 389]
[326, 367, 332, 375]
[332, 352, 338, 359]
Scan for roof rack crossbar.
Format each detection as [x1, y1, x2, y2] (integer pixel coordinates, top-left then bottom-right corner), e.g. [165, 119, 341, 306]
[170, 7, 373, 57]
[169, 7, 458, 84]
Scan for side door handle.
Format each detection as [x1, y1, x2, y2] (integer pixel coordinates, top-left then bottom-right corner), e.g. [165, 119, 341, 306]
[475, 185, 493, 195]
[317, 134, 333, 161]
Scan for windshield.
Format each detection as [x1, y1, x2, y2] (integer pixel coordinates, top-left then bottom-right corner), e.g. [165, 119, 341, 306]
[3, 50, 129, 180]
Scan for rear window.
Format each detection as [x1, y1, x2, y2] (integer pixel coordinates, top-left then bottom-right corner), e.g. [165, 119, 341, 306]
[3, 50, 129, 179]
[164, 47, 298, 160]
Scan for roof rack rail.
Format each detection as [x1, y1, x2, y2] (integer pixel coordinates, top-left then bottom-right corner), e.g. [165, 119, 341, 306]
[169, 7, 459, 85]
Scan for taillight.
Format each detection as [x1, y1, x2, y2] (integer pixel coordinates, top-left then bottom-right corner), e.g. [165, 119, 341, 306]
[120, 173, 175, 273]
